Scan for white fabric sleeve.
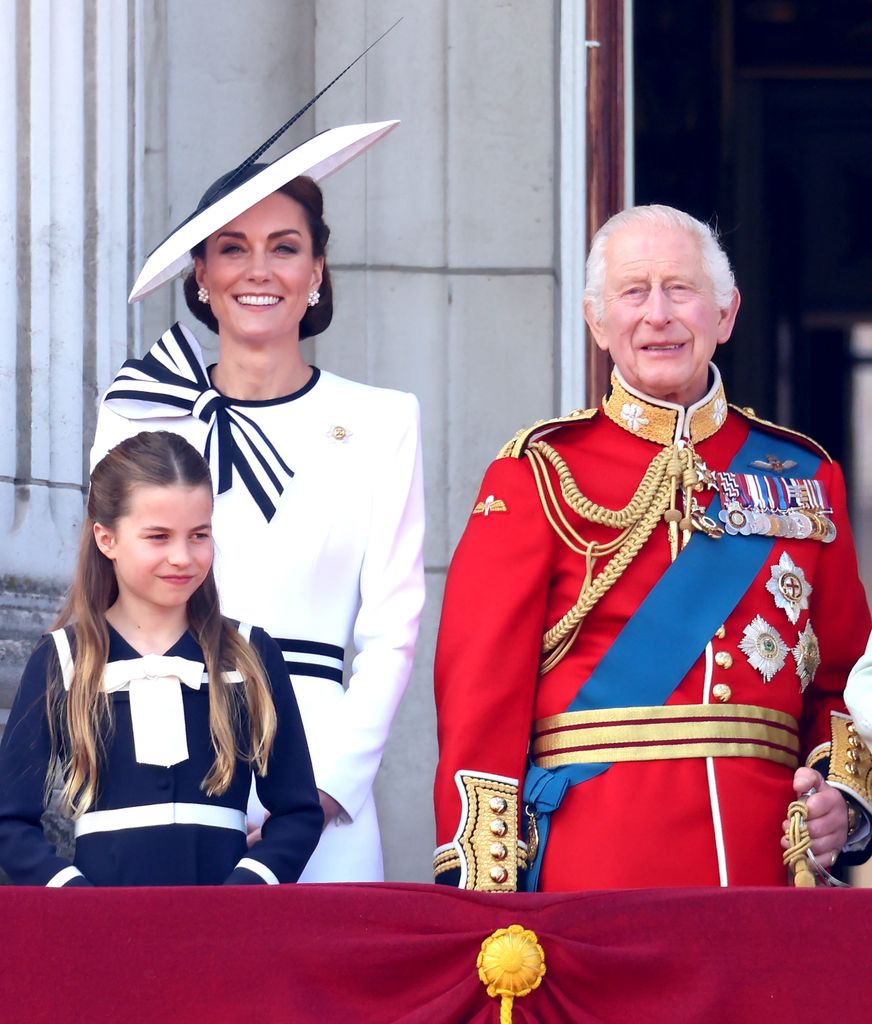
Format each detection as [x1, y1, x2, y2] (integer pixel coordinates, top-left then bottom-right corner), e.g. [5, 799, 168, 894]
[845, 630, 872, 751]
[90, 398, 141, 472]
[312, 391, 426, 819]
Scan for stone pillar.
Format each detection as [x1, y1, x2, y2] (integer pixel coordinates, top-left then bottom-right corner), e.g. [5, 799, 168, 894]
[313, 1, 559, 882]
[0, 0, 135, 731]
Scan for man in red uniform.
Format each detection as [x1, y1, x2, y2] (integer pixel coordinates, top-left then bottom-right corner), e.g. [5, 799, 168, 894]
[433, 205, 872, 891]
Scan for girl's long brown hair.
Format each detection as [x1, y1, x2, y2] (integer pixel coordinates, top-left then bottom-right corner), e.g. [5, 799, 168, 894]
[50, 430, 276, 816]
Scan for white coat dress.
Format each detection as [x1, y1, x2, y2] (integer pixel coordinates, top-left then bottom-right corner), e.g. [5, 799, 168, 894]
[91, 322, 426, 881]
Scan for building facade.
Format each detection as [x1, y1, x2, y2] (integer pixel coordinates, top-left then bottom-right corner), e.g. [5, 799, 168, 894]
[1, 0, 611, 882]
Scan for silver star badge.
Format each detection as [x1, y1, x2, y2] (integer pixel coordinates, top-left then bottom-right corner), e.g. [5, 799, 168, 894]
[764, 552, 811, 625]
[792, 622, 820, 694]
[738, 615, 788, 682]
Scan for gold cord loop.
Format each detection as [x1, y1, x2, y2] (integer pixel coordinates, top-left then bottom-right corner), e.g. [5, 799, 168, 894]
[784, 799, 816, 887]
[527, 440, 709, 673]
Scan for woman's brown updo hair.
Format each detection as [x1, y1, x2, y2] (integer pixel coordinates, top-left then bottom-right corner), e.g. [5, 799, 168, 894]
[183, 174, 333, 339]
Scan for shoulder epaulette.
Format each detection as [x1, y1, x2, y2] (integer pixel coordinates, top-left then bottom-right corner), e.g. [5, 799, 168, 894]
[496, 407, 599, 460]
[729, 404, 832, 464]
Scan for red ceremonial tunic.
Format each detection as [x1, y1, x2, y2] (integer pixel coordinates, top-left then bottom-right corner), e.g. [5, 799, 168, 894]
[433, 368, 870, 890]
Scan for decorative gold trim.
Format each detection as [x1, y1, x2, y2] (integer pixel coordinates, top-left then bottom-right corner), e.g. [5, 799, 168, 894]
[496, 408, 598, 460]
[454, 772, 522, 892]
[603, 372, 727, 446]
[536, 740, 797, 770]
[535, 702, 798, 732]
[805, 741, 830, 770]
[433, 843, 528, 880]
[433, 847, 460, 877]
[477, 925, 546, 1021]
[532, 703, 800, 770]
[472, 496, 508, 516]
[730, 405, 832, 463]
[826, 713, 872, 815]
[603, 378, 680, 444]
[524, 440, 689, 674]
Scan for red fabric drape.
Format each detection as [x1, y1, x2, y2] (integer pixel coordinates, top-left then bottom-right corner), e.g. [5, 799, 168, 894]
[2, 883, 867, 1023]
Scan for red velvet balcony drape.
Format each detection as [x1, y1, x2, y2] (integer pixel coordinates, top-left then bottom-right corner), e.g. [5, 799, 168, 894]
[2, 883, 867, 1023]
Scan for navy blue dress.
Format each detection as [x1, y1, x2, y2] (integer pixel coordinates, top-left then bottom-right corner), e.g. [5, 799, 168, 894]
[0, 624, 323, 886]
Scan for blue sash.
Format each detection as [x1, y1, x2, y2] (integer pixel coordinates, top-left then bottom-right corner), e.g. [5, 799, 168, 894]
[523, 427, 822, 889]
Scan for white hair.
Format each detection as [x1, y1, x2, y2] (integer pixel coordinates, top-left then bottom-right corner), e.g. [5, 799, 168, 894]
[583, 205, 736, 322]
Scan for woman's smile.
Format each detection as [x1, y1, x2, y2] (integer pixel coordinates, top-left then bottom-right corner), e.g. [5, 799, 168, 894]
[236, 294, 282, 307]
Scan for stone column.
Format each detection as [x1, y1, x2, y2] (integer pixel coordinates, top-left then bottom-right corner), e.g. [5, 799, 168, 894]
[0, 0, 134, 730]
[313, 1, 559, 882]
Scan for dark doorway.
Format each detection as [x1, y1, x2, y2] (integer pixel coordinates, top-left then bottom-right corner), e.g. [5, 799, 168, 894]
[634, 1, 872, 489]
[634, 0, 872, 887]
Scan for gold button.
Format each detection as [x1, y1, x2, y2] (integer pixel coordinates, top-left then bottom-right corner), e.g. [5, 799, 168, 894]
[331, 425, 347, 440]
[846, 763, 858, 776]
[849, 735, 861, 748]
[489, 797, 508, 814]
[490, 819, 508, 837]
[712, 683, 732, 703]
[848, 749, 860, 762]
[848, 722, 856, 734]
[714, 652, 733, 670]
[489, 866, 508, 884]
[490, 842, 508, 861]
[715, 625, 726, 639]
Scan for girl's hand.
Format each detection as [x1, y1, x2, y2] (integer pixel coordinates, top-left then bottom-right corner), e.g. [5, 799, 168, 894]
[318, 789, 345, 830]
[780, 767, 848, 866]
[246, 813, 269, 848]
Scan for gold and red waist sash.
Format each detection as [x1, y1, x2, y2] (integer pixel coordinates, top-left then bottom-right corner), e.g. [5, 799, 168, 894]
[531, 703, 800, 771]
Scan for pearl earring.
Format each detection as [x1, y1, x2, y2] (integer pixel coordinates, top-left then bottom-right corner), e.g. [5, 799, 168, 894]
[307, 290, 320, 308]
[197, 286, 210, 304]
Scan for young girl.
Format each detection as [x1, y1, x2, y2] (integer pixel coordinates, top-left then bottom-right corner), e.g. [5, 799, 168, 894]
[0, 431, 322, 886]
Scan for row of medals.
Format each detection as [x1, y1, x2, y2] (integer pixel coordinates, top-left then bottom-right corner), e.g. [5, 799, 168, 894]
[686, 462, 837, 544]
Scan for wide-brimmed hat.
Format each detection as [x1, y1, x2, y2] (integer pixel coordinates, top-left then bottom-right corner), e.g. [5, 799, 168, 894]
[128, 22, 402, 303]
[128, 120, 398, 303]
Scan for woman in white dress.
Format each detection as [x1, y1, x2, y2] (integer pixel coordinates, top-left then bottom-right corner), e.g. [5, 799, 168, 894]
[91, 122, 425, 881]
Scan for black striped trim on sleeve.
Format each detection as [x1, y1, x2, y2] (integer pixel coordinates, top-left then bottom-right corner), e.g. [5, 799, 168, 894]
[274, 638, 345, 684]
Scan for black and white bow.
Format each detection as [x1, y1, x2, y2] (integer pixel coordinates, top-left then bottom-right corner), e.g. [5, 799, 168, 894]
[103, 323, 294, 521]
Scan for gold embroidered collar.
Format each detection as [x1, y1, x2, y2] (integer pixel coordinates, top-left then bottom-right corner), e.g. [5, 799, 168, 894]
[602, 366, 728, 446]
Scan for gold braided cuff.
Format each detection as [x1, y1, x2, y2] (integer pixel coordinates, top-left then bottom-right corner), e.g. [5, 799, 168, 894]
[805, 741, 830, 771]
[447, 771, 524, 891]
[824, 712, 872, 816]
[434, 842, 528, 882]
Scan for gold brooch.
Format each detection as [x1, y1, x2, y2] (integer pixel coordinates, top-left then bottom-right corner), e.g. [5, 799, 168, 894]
[792, 621, 820, 693]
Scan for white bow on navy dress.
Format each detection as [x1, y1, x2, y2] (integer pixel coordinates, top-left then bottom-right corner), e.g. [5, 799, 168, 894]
[102, 654, 206, 768]
[103, 323, 294, 521]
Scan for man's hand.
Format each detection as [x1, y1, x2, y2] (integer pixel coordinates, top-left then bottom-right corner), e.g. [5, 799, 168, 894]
[780, 767, 848, 865]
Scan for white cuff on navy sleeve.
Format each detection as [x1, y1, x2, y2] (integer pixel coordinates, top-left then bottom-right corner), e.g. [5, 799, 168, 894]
[46, 865, 85, 888]
[235, 857, 279, 885]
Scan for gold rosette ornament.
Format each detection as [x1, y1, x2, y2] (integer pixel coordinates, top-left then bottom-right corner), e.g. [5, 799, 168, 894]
[477, 924, 546, 1023]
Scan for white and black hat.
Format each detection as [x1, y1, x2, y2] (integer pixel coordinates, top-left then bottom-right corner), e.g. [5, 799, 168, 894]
[128, 29, 400, 303]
